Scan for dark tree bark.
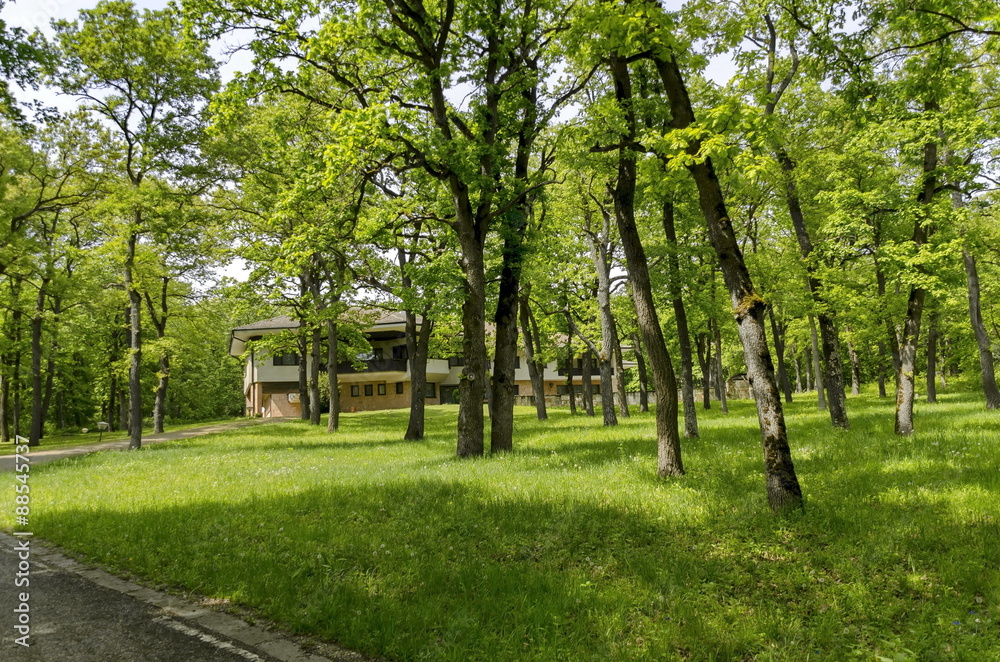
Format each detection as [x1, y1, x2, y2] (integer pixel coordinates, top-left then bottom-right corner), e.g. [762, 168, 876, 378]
[39, 296, 59, 440]
[118, 387, 128, 434]
[297, 330, 310, 421]
[696, 331, 711, 409]
[711, 317, 728, 413]
[566, 314, 615, 425]
[877, 342, 888, 398]
[405, 311, 432, 440]
[963, 249, 1000, 408]
[564, 333, 577, 415]
[768, 306, 793, 403]
[663, 201, 698, 437]
[124, 231, 143, 450]
[327, 318, 340, 433]
[632, 332, 649, 413]
[895, 103, 939, 435]
[653, 50, 800, 510]
[144, 277, 171, 434]
[581, 351, 595, 417]
[519, 287, 547, 420]
[28, 279, 49, 446]
[926, 310, 938, 404]
[309, 324, 322, 426]
[455, 220, 488, 457]
[777, 149, 849, 428]
[809, 314, 826, 410]
[0, 368, 8, 443]
[610, 53, 683, 477]
[490, 216, 525, 452]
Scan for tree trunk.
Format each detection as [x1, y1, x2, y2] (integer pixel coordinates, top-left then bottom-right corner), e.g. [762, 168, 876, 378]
[585, 210, 623, 425]
[581, 351, 595, 417]
[455, 220, 487, 457]
[29, 281, 48, 446]
[662, 201, 698, 437]
[118, 386, 128, 434]
[926, 311, 938, 404]
[632, 332, 649, 412]
[124, 231, 143, 450]
[962, 249, 1000, 408]
[777, 147, 849, 429]
[696, 332, 711, 408]
[768, 306, 793, 403]
[490, 234, 522, 452]
[809, 314, 826, 410]
[790, 345, 803, 393]
[804, 343, 813, 392]
[310, 324, 322, 426]
[711, 317, 728, 413]
[297, 331, 310, 421]
[518, 288, 547, 420]
[145, 277, 171, 434]
[405, 311, 432, 440]
[612, 331, 630, 418]
[40, 296, 59, 438]
[0, 368, 8, 443]
[847, 338, 861, 397]
[567, 315, 615, 425]
[654, 50, 800, 509]
[327, 318, 340, 433]
[610, 53, 683, 477]
[877, 342, 888, 398]
[895, 105, 938, 435]
[564, 334, 577, 415]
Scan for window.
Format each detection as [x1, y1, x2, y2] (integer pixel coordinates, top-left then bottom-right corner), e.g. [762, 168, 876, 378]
[515, 356, 520, 369]
[392, 345, 408, 360]
[272, 353, 299, 366]
[513, 385, 520, 396]
[448, 355, 464, 367]
[424, 383, 436, 398]
[377, 384, 386, 396]
[395, 382, 404, 394]
[364, 384, 373, 396]
[350, 385, 359, 397]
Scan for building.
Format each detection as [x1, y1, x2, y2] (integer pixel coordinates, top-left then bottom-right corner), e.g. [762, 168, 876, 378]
[230, 312, 629, 416]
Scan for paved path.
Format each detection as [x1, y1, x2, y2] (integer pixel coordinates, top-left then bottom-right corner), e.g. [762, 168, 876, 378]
[0, 533, 366, 661]
[0, 420, 273, 472]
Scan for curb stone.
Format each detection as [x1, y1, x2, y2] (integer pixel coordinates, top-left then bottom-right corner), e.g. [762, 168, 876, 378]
[0, 532, 371, 662]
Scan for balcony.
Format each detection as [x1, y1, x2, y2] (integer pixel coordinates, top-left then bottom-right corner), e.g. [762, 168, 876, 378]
[337, 358, 408, 374]
[557, 366, 614, 377]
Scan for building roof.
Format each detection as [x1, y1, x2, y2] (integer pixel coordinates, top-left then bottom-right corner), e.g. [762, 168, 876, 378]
[232, 315, 299, 332]
[229, 310, 418, 357]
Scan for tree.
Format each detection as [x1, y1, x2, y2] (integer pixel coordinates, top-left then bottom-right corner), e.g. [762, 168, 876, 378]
[54, 0, 218, 449]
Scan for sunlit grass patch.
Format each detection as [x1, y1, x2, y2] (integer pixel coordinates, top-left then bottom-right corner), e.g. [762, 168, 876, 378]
[3, 394, 999, 660]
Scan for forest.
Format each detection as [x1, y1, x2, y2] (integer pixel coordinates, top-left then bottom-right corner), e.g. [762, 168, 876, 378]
[1, 0, 999, 514]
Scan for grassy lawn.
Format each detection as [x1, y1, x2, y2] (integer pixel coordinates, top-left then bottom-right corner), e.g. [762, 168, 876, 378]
[0, 417, 242, 456]
[3, 393, 998, 660]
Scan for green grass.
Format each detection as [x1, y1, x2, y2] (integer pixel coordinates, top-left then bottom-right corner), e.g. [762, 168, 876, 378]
[3, 393, 999, 661]
[0, 417, 242, 455]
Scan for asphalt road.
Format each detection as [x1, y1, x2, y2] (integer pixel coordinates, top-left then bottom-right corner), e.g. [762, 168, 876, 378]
[0, 539, 287, 661]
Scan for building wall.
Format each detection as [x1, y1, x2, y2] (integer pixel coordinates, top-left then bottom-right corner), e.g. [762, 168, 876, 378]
[264, 392, 302, 418]
[339, 380, 441, 413]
